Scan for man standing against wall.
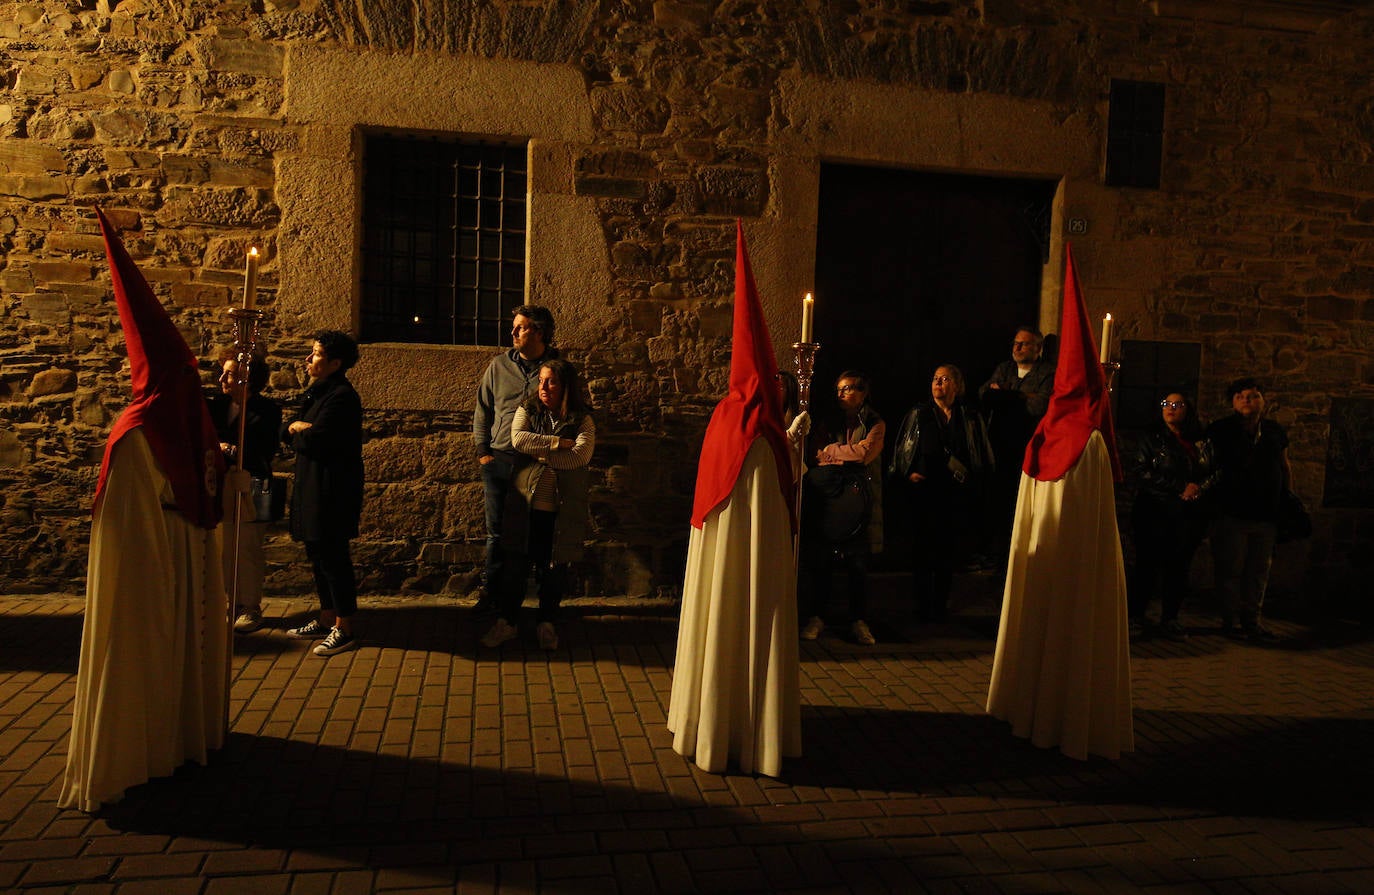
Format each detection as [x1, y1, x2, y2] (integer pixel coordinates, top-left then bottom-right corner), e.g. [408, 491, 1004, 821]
[473, 305, 558, 615]
[980, 326, 1056, 556]
[1206, 377, 1291, 643]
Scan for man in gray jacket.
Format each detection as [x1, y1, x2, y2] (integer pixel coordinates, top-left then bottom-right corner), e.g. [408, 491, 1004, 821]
[473, 305, 557, 614]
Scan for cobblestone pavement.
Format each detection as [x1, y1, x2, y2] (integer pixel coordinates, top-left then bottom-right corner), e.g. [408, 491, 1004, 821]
[2, 582, 1372, 894]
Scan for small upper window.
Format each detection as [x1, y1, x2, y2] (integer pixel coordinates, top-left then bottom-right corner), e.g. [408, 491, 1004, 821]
[1105, 80, 1165, 190]
[360, 133, 528, 346]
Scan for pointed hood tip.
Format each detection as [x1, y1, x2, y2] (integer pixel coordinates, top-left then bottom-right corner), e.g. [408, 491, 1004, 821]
[1022, 243, 1123, 483]
[690, 220, 796, 531]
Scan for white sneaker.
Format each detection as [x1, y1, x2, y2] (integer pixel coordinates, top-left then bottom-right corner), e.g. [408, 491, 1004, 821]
[851, 620, 876, 646]
[233, 607, 264, 633]
[481, 618, 518, 648]
[800, 616, 825, 641]
[313, 626, 356, 657]
[536, 621, 559, 650]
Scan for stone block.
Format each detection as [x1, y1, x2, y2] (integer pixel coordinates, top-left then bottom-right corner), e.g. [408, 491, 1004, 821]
[202, 38, 285, 78]
[30, 261, 94, 284]
[67, 63, 105, 91]
[0, 141, 66, 175]
[15, 64, 62, 95]
[1, 268, 34, 292]
[160, 186, 277, 227]
[591, 84, 671, 134]
[107, 69, 135, 94]
[0, 173, 68, 200]
[364, 436, 424, 483]
[0, 429, 25, 467]
[170, 281, 230, 307]
[29, 367, 76, 396]
[440, 482, 486, 540]
[420, 433, 477, 484]
[360, 481, 444, 538]
[20, 294, 70, 325]
[1306, 296, 1358, 322]
[694, 166, 767, 216]
[575, 175, 646, 199]
[576, 149, 656, 179]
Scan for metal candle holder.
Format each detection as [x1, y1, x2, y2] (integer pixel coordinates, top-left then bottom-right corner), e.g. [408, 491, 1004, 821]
[1102, 360, 1121, 393]
[791, 341, 819, 568]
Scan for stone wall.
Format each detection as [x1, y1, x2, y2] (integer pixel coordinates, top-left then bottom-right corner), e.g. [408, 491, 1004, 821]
[2, 0, 1371, 611]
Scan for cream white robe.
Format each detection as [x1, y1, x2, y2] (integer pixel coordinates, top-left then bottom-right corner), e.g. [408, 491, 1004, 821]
[669, 439, 802, 777]
[59, 428, 229, 812]
[986, 430, 1133, 761]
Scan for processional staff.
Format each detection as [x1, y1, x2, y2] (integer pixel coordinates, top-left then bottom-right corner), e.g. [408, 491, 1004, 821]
[792, 291, 818, 567]
[225, 246, 263, 729]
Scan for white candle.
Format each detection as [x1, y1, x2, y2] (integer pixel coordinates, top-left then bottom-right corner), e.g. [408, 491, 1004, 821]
[1099, 313, 1113, 364]
[801, 292, 814, 343]
[243, 247, 259, 311]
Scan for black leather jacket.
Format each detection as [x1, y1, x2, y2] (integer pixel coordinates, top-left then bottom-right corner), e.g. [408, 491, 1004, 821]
[887, 401, 994, 486]
[1134, 423, 1216, 506]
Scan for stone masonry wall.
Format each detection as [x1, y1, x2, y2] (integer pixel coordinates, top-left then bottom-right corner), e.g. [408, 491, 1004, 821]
[1, 0, 1372, 609]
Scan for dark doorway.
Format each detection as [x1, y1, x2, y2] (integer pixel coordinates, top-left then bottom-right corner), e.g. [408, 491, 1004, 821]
[812, 163, 1056, 567]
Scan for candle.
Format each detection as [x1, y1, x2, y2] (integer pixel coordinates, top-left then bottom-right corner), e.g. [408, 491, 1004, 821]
[242, 247, 259, 311]
[1099, 313, 1113, 364]
[801, 292, 814, 343]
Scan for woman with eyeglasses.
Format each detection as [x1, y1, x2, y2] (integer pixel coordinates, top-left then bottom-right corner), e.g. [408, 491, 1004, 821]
[1128, 392, 1215, 641]
[888, 364, 995, 624]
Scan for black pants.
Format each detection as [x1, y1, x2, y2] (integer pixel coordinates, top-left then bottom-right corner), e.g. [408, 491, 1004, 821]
[498, 509, 567, 624]
[305, 537, 357, 618]
[1128, 499, 1205, 624]
[799, 538, 870, 623]
[908, 485, 975, 622]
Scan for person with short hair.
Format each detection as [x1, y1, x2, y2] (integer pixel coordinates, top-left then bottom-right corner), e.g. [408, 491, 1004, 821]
[1205, 378, 1292, 642]
[980, 327, 1056, 555]
[798, 370, 885, 646]
[888, 364, 995, 624]
[473, 305, 558, 615]
[282, 330, 364, 657]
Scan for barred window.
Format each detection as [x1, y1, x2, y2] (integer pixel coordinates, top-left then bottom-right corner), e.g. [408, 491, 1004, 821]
[360, 134, 528, 346]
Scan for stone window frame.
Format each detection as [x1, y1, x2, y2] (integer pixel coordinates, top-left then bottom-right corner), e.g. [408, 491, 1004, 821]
[749, 72, 1110, 360]
[277, 47, 604, 413]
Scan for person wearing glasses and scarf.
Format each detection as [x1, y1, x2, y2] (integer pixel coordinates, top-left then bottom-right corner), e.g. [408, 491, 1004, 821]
[1127, 392, 1215, 641]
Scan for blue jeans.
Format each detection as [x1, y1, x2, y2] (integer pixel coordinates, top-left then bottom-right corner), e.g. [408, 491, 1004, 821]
[481, 455, 516, 593]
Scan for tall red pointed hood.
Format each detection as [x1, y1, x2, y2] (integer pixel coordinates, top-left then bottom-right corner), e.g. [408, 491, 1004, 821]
[1022, 244, 1123, 483]
[93, 207, 225, 529]
[690, 220, 795, 531]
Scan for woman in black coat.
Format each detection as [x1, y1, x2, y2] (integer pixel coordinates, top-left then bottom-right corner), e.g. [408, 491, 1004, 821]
[281, 330, 364, 657]
[888, 364, 994, 623]
[1128, 391, 1214, 641]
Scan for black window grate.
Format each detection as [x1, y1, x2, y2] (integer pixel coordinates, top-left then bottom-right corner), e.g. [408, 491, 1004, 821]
[360, 134, 527, 346]
[1105, 79, 1165, 190]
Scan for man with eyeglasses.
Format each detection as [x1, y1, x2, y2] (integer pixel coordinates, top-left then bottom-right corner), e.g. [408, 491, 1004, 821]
[979, 327, 1056, 556]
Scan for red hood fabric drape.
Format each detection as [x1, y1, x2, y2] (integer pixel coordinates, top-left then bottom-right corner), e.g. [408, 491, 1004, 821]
[690, 220, 795, 531]
[93, 207, 225, 529]
[1022, 244, 1123, 483]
